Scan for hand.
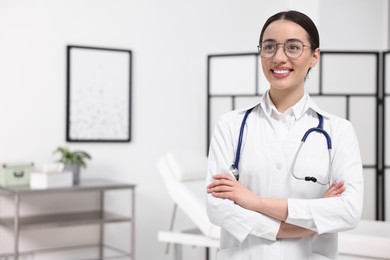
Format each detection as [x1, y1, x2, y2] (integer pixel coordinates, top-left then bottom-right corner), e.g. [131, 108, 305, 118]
[323, 181, 345, 198]
[207, 174, 260, 211]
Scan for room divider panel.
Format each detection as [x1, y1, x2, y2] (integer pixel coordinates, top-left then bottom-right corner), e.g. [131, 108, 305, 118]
[383, 51, 390, 222]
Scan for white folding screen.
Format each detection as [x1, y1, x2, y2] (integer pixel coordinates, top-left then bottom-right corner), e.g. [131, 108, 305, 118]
[209, 55, 257, 95]
[386, 168, 390, 221]
[321, 54, 377, 94]
[384, 52, 390, 221]
[207, 51, 382, 221]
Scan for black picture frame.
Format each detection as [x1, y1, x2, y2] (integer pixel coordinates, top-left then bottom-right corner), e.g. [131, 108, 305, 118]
[66, 45, 132, 142]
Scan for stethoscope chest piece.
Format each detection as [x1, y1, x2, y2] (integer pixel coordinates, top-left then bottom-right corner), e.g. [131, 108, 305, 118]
[230, 165, 239, 181]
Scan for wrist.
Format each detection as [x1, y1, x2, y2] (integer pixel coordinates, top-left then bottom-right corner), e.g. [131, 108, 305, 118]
[255, 197, 288, 221]
[255, 196, 265, 212]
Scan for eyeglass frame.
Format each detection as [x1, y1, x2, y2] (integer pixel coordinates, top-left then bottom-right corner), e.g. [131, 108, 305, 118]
[257, 39, 312, 59]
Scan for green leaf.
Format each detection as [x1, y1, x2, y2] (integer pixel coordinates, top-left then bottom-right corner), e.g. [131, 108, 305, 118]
[53, 146, 92, 168]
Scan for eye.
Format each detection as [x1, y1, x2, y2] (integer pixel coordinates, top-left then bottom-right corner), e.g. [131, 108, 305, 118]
[262, 42, 276, 52]
[286, 42, 303, 53]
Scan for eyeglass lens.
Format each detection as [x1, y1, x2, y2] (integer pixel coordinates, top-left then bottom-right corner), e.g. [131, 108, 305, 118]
[259, 40, 305, 58]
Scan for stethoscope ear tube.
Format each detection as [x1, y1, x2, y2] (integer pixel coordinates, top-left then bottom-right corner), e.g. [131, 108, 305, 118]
[301, 127, 332, 150]
[232, 107, 255, 181]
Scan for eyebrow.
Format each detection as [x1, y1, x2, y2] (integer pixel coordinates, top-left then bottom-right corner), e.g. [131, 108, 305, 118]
[262, 38, 303, 43]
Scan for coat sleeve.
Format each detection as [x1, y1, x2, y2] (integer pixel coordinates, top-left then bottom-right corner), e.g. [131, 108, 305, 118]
[206, 112, 280, 242]
[286, 120, 364, 234]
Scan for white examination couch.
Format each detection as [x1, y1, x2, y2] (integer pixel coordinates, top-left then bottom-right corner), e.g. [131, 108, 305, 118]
[158, 151, 390, 260]
[157, 151, 220, 260]
[338, 219, 390, 259]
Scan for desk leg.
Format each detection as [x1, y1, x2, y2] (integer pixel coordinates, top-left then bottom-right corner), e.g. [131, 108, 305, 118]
[131, 188, 135, 260]
[14, 193, 20, 260]
[173, 244, 182, 260]
[99, 190, 105, 260]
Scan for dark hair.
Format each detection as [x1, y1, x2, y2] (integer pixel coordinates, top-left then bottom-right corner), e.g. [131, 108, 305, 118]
[259, 10, 320, 51]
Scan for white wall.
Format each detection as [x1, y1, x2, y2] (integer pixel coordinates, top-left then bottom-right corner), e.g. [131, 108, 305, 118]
[319, 0, 387, 50]
[0, 1, 387, 260]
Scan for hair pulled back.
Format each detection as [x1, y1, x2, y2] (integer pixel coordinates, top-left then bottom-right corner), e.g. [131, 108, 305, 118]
[259, 10, 320, 51]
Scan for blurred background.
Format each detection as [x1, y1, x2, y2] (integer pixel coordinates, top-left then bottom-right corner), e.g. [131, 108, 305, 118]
[0, 0, 389, 259]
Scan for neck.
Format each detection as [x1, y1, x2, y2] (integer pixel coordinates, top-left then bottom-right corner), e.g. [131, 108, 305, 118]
[269, 88, 304, 113]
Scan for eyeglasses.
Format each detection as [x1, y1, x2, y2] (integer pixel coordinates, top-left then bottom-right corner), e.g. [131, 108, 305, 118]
[258, 40, 311, 59]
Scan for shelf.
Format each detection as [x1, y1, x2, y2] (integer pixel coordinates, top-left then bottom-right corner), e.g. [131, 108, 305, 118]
[0, 210, 131, 230]
[0, 178, 136, 260]
[0, 179, 136, 195]
[0, 243, 132, 259]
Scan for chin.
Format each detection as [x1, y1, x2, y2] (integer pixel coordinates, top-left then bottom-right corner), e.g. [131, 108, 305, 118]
[269, 81, 291, 90]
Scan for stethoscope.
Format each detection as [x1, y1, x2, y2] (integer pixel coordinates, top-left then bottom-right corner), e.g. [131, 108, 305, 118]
[230, 107, 332, 186]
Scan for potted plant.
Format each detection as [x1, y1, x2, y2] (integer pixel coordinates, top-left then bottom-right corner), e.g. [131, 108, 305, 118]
[53, 146, 92, 185]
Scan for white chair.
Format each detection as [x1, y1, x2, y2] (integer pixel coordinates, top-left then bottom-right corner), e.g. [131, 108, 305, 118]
[157, 151, 220, 260]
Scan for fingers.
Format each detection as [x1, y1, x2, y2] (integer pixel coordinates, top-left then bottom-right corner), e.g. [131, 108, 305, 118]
[207, 178, 232, 188]
[332, 180, 344, 188]
[323, 181, 345, 198]
[207, 182, 232, 193]
[207, 173, 237, 198]
[207, 181, 234, 200]
[207, 178, 229, 192]
[212, 173, 236, 181]
[210, 190, 232, 200]
[324, 181, 339, 197]
[332, 181, 345, 195]
[207, 173, 236, 190]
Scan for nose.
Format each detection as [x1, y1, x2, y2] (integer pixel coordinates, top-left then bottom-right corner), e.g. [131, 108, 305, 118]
[273, 44, 288, 61]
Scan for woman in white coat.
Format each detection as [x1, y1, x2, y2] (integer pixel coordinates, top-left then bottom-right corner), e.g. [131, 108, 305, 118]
[206, 10, 363, 260]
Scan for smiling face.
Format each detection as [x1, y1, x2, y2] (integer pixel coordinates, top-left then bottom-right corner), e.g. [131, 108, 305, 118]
[261, 19, 320, 98]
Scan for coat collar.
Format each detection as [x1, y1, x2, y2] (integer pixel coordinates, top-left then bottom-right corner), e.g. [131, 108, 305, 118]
[236, 91, 332, 120]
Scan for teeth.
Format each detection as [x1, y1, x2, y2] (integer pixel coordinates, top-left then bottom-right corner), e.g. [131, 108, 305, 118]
[274, 70, 289, 74]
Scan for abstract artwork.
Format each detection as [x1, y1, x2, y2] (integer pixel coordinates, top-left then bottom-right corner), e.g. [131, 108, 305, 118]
[66, 45, 132, 142]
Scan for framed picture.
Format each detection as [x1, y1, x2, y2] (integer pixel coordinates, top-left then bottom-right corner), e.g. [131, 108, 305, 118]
[66, 45, 132, 142]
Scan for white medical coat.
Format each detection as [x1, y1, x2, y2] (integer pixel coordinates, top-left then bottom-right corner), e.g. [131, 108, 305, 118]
[206, 93, 364, 260]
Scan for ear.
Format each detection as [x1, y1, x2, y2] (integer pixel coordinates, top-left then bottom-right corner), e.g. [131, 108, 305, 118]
[310, 48, 320, 68]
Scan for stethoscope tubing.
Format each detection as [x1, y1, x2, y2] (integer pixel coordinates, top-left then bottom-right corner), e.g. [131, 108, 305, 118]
[232, 108, 332, 186]
[233, 107, 254, 171]
[291, 141, 332, 186]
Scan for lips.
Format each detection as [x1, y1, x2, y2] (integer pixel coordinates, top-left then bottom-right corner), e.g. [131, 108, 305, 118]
[271, 68, 292, 78]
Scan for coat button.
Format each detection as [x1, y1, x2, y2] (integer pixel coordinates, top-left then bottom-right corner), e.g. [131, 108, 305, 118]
[276, 163, 282, 170]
